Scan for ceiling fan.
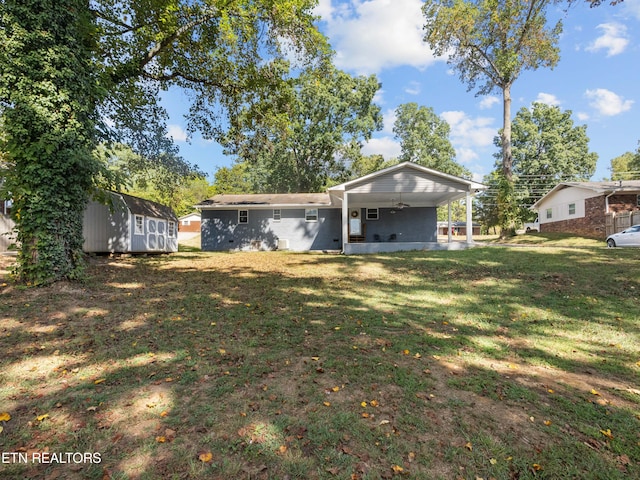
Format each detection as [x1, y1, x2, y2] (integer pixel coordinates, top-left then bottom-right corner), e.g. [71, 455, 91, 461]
[391, 194, 410, 210]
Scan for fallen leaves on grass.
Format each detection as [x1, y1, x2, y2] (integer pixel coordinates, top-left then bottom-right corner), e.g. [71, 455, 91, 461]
[0, 412, 10, 422]
[600, 429, 614, 439]
[198, 451, 213, 463]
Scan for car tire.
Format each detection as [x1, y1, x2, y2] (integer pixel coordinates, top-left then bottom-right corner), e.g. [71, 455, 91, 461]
[525, 227, 531, 233]
[607, 238, 616, 248]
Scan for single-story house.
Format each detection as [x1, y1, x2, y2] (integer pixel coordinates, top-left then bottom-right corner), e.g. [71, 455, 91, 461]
[196, 162, 486, 254]
[531, 180, 640, 238]
[83, 191, 178, 253]
[178, 212, 202, 232]
[437, 221, 482, 236]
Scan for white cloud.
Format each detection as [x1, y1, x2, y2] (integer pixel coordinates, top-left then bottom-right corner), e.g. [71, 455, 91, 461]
[576, 112, 590, 121]
[478, 96, 499, 110]
[586, 23, 629, 57]
[441, 111, 496, 148]
[585, 88, 634, 116]
[622, 0, 640, 20]
[166, 124, 188, 142]
[535, 93, 561, 106]
[318, 0, 440, 74]
[382, 108, 397, 135]
[405, 81, 421, 96]
[361, 136, 402, 160]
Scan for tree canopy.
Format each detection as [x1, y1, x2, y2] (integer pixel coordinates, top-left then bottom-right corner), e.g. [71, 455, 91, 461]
[226, 66, 383, 192]
[393, 102, 470, 177]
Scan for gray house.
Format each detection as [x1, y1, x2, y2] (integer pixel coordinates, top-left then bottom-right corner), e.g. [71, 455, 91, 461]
[197, 162, 485, 254]
[83, 191, 178, 253]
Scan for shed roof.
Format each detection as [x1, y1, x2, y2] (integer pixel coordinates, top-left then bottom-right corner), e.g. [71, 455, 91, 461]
[115, 192, 178, 221]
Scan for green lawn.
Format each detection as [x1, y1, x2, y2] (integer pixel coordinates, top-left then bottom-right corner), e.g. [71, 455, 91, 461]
[0, 242, 639, 479]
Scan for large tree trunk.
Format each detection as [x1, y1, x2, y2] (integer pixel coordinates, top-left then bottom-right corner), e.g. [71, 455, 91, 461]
[498, 84, 517, 238]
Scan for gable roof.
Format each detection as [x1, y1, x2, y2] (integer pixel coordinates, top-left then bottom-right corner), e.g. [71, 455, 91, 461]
[531, 181, 640, 209]
[113, 192, 178, 221]
[197, 193, 332, 209]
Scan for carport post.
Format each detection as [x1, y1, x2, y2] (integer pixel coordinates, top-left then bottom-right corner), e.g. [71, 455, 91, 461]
[466, 190, 473, 244]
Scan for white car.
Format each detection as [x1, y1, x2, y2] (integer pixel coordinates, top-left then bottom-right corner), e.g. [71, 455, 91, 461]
[606, 225, 640, 247]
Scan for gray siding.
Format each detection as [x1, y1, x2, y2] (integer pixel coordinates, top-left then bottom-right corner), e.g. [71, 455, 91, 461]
[83, 199, 178, 253]
[348, 170, 464, 194]
[357, 207, 437, 243]
[201, 208, 342, 251]
[83, 198, 130, 253]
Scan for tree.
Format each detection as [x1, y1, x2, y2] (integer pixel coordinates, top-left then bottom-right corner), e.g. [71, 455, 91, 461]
[423, 0, 562, 236]
[1, 0, 328, 284]
[610, 151, 639, 180]
[495, 102, 597, 216]
[228, 67, 383, 192]
[393, 103, 470, 177]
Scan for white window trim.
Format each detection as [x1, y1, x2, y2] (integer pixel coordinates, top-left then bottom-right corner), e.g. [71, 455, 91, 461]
[546, 208, 552, 220]
[568, 203, 576, 215]
[305, 208, 318, 222]
[273, 209, 281, 222]
[168, 221, 176, 237]
[366, 208, 379, 220]
[238, 210, 249, 224]
[134, 215, 144, 235]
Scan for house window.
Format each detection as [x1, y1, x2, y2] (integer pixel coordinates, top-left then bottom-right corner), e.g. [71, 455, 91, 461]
[273, 209, 281, 222]
[134, 215, 144, 235]
[181, 219, 190, 226]
[546, 208, 552, 220]
[366, 208, 379, 220]
[568, 203, 576, 215]
[305, 208, 318, 222]
[637, 195, 640, 207]
[238, 210, 248, 224]
[168, 221, 176, 237]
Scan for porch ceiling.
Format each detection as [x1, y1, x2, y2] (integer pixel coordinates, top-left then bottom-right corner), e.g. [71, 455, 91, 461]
[342, 190, 469, 208]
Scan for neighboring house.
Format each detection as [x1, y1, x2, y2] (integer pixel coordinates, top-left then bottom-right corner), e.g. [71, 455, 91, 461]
[178, 212, 202, 232]
[531, 181, 640, 238]
[437, 221, 482, 236]
[196, 162, 486, 254]
[83, 191, 178, 253]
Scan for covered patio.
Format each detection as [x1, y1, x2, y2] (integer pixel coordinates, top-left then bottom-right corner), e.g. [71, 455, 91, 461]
[327, 162, 486, 255]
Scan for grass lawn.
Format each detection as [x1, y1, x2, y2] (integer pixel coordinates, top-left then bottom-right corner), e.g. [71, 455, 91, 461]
[1, 239, 639, 479]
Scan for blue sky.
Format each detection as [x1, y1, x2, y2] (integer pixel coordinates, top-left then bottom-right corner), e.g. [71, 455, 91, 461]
[162, 0, 640, 183]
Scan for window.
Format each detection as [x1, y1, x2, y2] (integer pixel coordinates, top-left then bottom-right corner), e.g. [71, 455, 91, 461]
[568, 203, 576, 215]
[168, 221, 176, 237]
[366, 208, 379, 220]
[181, 219, 190, 226]
[546, 208, 552, 220]
[238, 210, 248, 224]
[637, 195, 640, 207]
[134, 215, 144, 235]
[273, 209, 281, 222]
[305, 208, 318, 222]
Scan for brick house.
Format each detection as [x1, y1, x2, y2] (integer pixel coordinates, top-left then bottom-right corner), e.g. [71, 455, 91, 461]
[178, 212, 201, 233]
[531, 181, 640, 239]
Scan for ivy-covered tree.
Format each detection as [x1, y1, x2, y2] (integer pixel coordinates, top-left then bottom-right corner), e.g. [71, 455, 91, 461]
[227, 67, 383, 192]
[423, 0, 562, 236]
[0, 0, 101, 283]
[393, 102, 470, 177]
[0, 0, 328, 284]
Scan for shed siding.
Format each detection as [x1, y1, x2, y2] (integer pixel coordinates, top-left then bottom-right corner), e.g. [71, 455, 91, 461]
[347, 171, 463, 194]
[201, 208, 342, 251]
[83, 198, 130, 253]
